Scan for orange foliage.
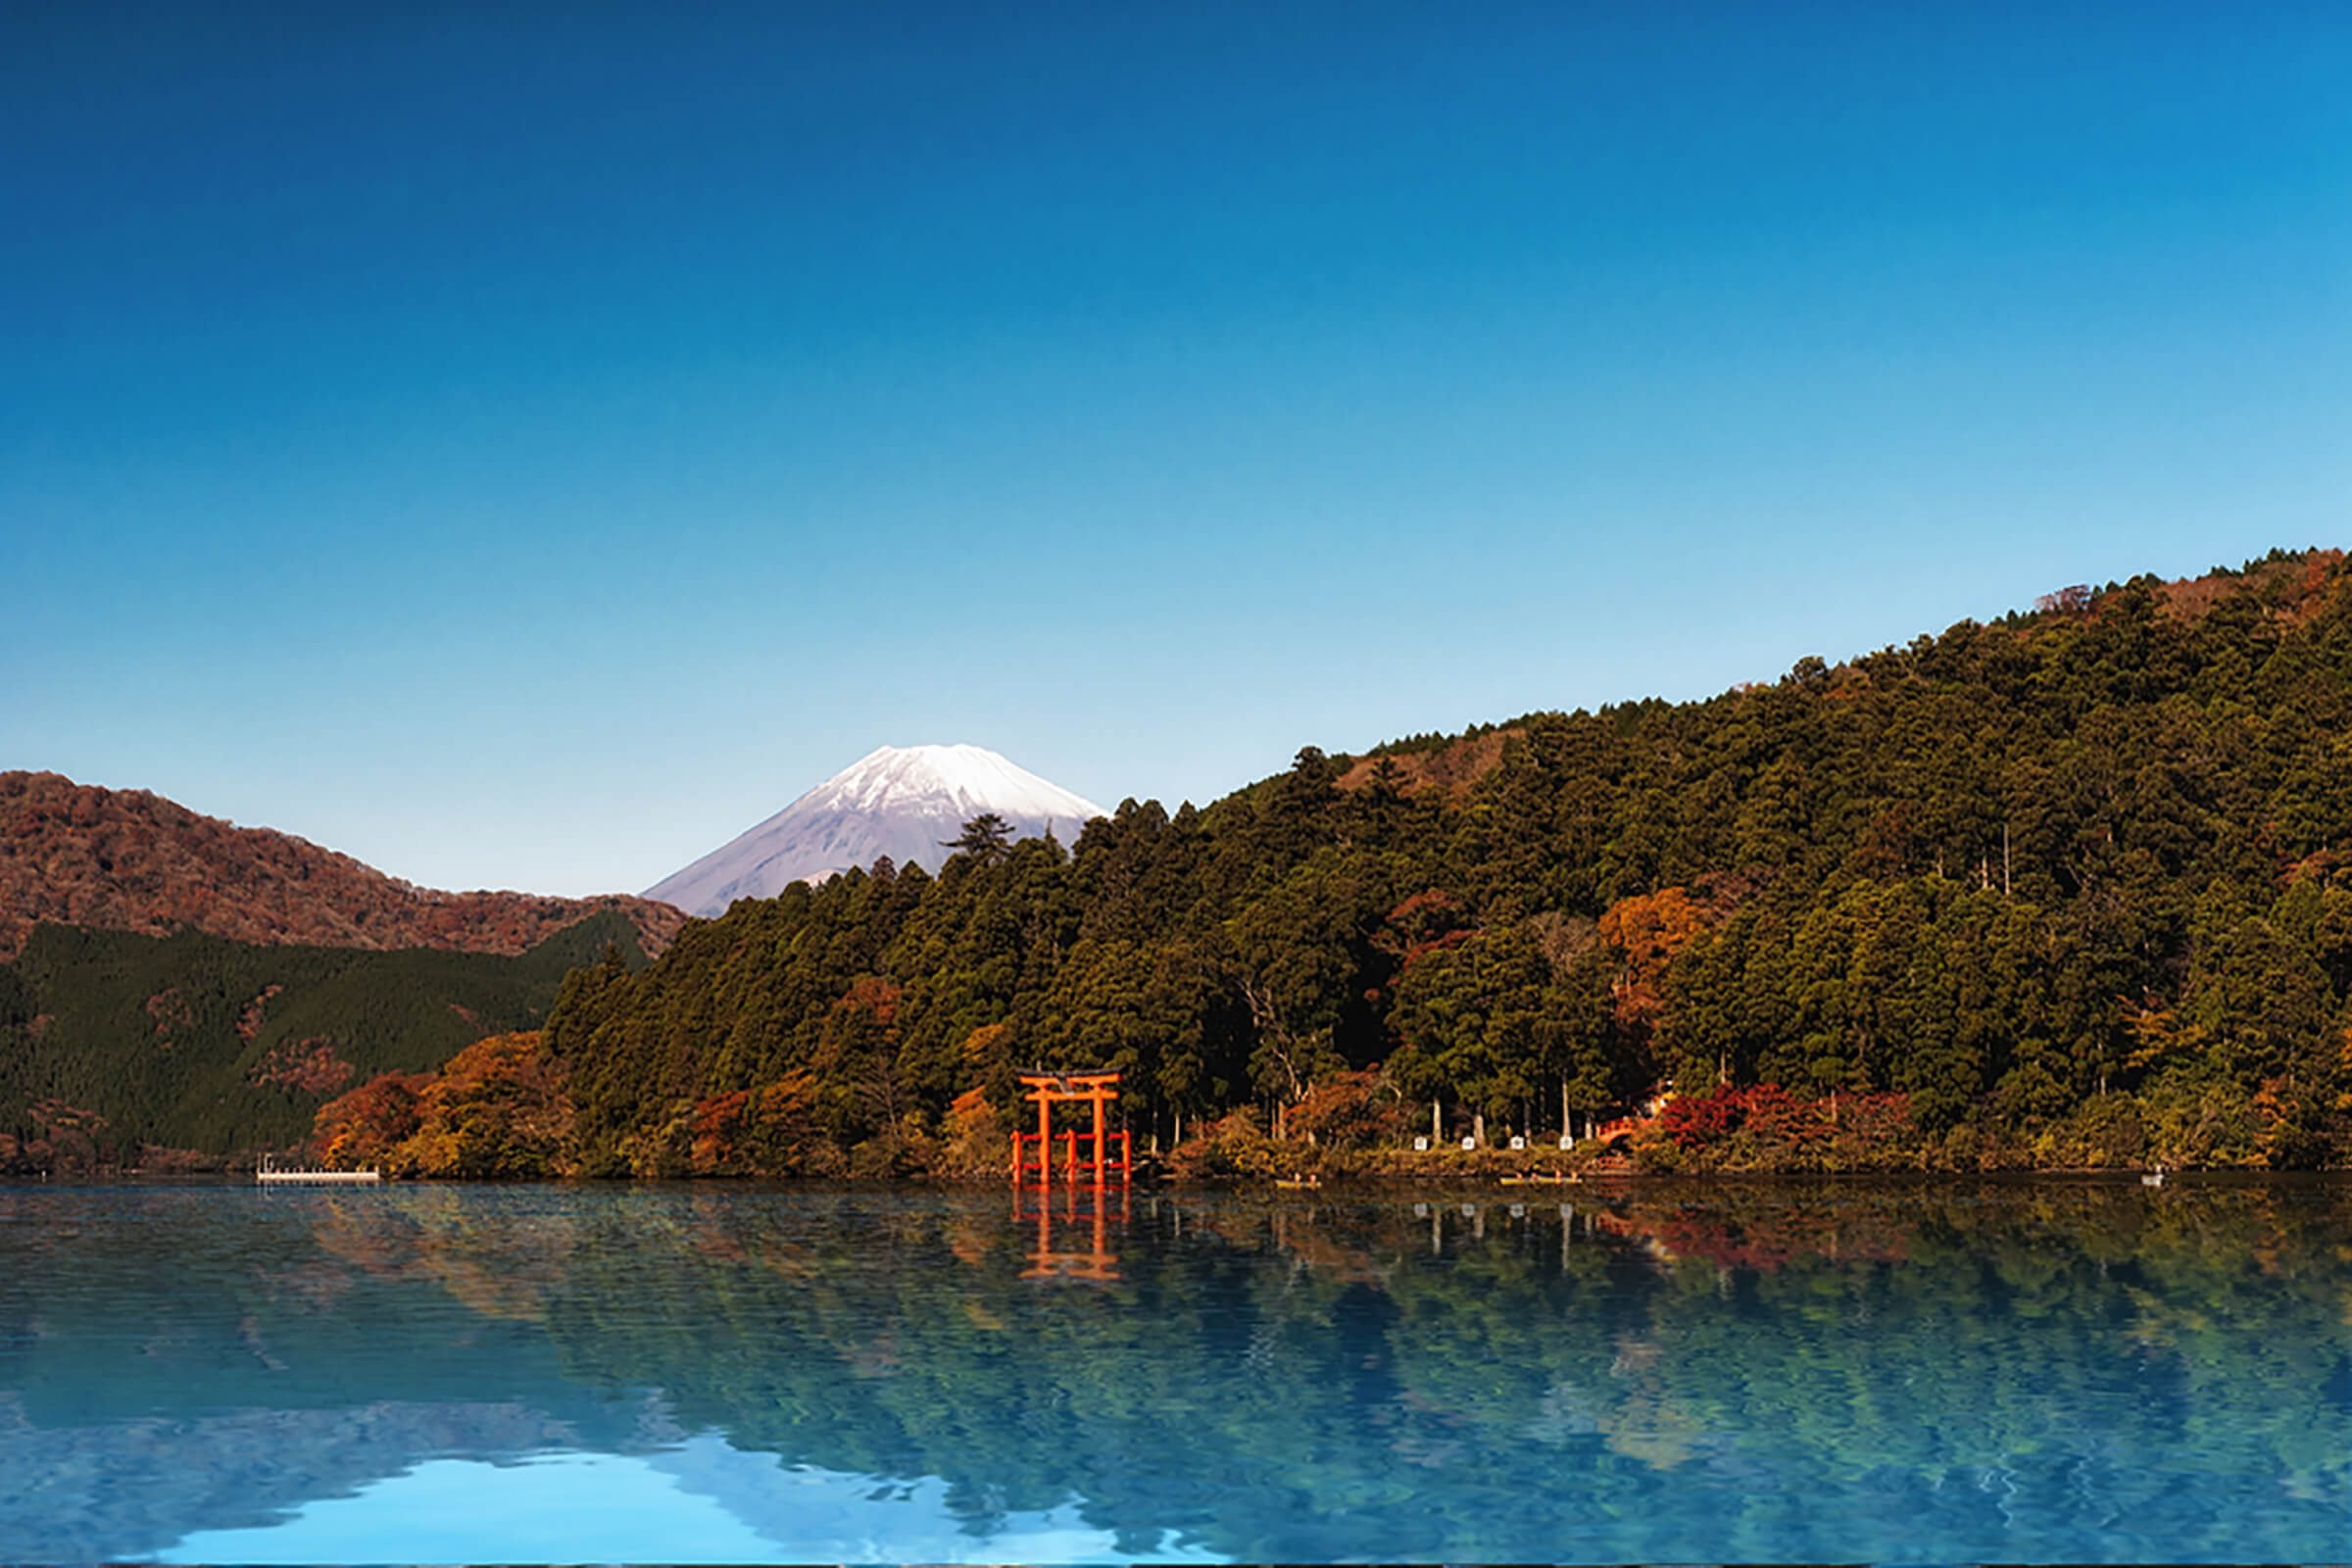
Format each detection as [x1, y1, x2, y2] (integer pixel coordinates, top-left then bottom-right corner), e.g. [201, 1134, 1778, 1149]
[399, 1031, 576, 1177]
[691, 1089, 753, 1173]
[959, 1022, 1012, 1068]
[836, 976, 902, 1027]
[939, 1085, 1007, 1177]
[310, 1031, 574, 1177]
[1598, 887, 1708, 1028]
[1287, 1069, 1407, 1149]
[313, 1070, 433, 1167]
[684, 1070, 824, 1176]
[1333, 729, 1518, 803]
[753, 1070, 819, 1127]
[428, 1030, 563, 1096]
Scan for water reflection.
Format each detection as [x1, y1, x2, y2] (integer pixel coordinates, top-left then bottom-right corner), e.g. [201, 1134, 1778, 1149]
[1014, 1183, 1128, 1284]
[1, 1179, 2347, 1562]
[159, 1437, 1220, 1566]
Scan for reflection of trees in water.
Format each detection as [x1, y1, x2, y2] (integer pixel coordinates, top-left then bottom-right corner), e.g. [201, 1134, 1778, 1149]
[0, 1188, 660, 1562]
[311, 1185, 590, 1320]
[519, 1182, 2352, 1560]
[3, 1181, 2348, 1562]
[1584, 1195, 1913, 1271]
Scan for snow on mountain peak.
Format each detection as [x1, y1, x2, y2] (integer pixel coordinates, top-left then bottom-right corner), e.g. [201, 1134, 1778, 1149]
[814, 744, 1097, 817]
[645, 745, 1108, 918]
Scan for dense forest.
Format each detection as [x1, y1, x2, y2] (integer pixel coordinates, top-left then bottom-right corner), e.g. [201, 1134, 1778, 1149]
[0, 912, 654, 1168]
[455, 548, 2352, 1178]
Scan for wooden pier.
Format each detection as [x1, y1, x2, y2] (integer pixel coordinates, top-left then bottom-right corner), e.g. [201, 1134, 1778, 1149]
[256, 1164, 381, 1185]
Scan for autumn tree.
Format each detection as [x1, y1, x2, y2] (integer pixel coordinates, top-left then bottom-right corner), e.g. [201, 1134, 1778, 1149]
[312, 1070, 432, 1168]
[397, 1032, 577, 1178]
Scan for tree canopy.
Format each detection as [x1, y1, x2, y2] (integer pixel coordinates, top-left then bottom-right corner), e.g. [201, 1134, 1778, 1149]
[532, 550, 2352, 1175]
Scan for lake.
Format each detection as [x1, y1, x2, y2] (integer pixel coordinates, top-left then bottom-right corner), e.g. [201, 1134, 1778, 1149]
[1, 1178, 2346, 1562]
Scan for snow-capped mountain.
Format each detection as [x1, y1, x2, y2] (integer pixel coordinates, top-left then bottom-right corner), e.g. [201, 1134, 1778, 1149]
[646, 744, 1108, 917]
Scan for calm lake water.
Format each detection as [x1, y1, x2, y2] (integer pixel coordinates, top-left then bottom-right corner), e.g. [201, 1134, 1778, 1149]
[1, 1178, 2346, 1563]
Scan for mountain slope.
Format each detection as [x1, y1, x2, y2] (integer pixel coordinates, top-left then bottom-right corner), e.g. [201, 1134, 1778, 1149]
[0, 910, 654, 1165]
[647, 744, 1107, 917]
[0, 772, 686, 960]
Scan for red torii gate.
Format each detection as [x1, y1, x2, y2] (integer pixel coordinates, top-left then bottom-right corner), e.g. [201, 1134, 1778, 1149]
[1010, 1070, 1131, 1185]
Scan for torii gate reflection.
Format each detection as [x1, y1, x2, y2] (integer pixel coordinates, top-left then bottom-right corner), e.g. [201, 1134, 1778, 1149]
[1008, 1069, 1131, 1283]
[1012, 1180, 1130, 1283]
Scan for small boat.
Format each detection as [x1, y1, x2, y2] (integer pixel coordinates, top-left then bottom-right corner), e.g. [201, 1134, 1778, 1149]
[1499, 1172, 1580, 1187]
[2140, 1164, 2167, 1189]
[1273, 1175, 1322, 1191]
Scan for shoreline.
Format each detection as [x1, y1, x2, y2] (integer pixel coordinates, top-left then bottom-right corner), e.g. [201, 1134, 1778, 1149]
[7, 1164, 2344, 1189]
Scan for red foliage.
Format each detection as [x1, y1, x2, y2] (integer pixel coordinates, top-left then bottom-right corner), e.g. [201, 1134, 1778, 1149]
[1373, 890, 1477, 972]
[0, 770, 688, 960]
[312, 1071, 432, 1165]
[1287, 1070, 1407, 1149]
[237, 984, 284, 1041]
[249, 1036, 357, 1096]
[835, 976, 902, 1027]
[1657, 1082, 1907, 1152]
[144, 988, 194, 1046]
[691, 1089, 753, 1173]
[1658, 1085, 1743, 1149]
[1732, 1083, 1822, 1145]
[1638, 1206, 1915, 1274]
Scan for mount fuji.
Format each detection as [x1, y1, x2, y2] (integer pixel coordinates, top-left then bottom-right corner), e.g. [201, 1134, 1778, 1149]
[646, 745, 1109, 918]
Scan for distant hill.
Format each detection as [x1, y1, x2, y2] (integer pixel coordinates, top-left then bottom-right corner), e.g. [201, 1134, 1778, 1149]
[0, 771, 686, 960]
[646, 744, 1106, 917]
[0, 909, 653, 1165]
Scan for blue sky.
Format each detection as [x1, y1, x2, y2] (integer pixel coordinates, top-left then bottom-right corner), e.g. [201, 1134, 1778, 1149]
[4, 3, 2347, 896]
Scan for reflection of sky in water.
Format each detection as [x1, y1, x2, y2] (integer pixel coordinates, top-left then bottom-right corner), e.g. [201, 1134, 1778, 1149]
[7, 1182, 2350, 1563]
[161, 1435, 1225, 1565]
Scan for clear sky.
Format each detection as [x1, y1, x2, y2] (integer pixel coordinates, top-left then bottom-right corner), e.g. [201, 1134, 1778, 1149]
[5, 3, 2347, 897]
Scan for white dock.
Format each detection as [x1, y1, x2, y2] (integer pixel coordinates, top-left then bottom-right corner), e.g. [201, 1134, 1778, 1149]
[256, 1166, 382, 1185]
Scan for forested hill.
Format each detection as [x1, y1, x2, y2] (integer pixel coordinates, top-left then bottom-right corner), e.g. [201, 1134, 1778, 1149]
[0, 771, 686, 960]
[541, 548, 2352, 1175]
[0, 911, 656, 1168]
[0, 771, 686, 1168]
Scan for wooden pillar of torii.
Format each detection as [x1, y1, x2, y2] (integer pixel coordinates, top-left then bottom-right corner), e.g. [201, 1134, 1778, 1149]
[1010, 1070, 1130, 1185]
